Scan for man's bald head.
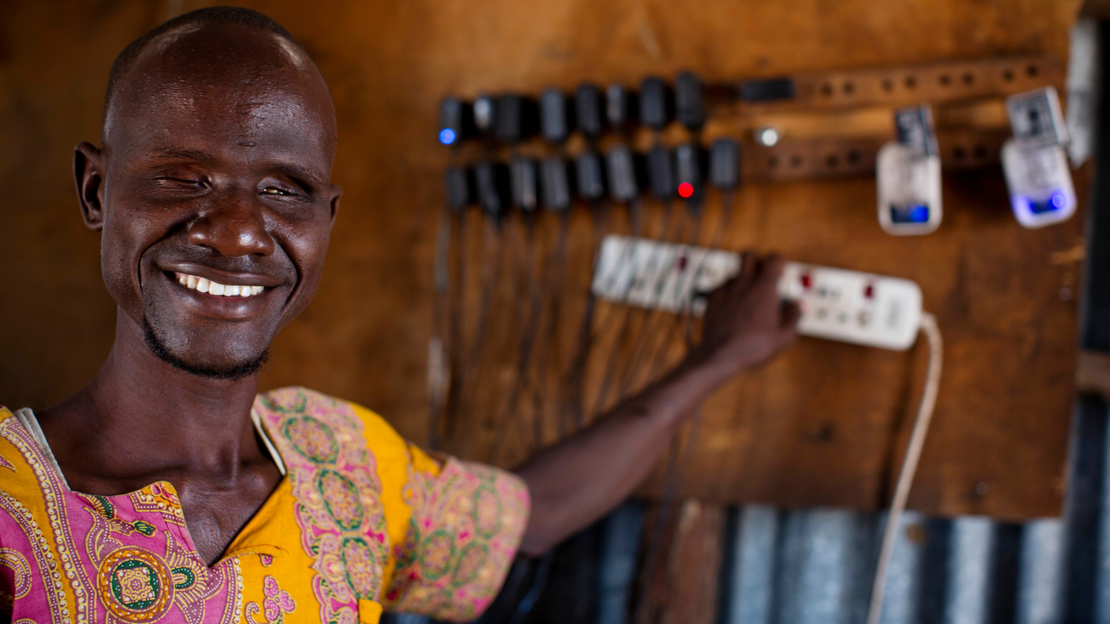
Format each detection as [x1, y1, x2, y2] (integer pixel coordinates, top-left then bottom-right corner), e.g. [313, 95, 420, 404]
[102, 7, 334, 150]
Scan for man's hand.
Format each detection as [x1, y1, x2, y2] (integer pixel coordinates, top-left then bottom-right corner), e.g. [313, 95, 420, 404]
[689, 253, 801, 379]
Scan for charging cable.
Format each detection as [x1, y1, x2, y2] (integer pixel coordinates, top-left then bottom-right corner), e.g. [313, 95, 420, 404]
[865, 312, 943, 624]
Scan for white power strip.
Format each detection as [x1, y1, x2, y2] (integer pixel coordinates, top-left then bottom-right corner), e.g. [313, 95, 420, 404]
[592, 236, 923, 351]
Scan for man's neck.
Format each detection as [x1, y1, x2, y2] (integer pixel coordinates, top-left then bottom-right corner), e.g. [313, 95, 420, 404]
[37, 311, 266, 488]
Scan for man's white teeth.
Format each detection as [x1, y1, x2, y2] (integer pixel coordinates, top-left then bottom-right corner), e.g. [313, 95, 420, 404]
[175, 273, 264, 297]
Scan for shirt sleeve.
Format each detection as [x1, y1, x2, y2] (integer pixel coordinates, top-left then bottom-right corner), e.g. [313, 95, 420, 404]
[380, 443, 530, 622]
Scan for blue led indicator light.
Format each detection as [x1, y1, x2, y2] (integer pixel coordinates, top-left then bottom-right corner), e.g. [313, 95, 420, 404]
[1021, 192, 1064, 215]
[438, 128, 457, 145]
[890, 204, 930, 224]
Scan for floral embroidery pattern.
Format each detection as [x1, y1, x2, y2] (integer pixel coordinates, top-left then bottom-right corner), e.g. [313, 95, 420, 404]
[0, 491, 68, 622]
[83, 500, 240, 624]
[0, 414, 244, 624]
[0, 416, 91, 622]
[282, 417, 339, 464]
[95, 547, 172, 621]
[0, 548, 32, 611]
[130, 483, 187, 528]
[317, 470, 364, 531]
[245, 575, 296, 623]
[256, 388, 390, 624]
[384, 458, 529, 622]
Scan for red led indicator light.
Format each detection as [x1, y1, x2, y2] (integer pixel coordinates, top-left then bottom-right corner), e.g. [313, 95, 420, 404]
[677, 182, 694, 198]
[801, 274, 812, 289]
[864, 283, 874, 298]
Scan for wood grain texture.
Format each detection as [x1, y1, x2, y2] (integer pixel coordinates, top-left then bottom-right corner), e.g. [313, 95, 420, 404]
[0, 0, 1085, 519]
[634, 501, 725, 624]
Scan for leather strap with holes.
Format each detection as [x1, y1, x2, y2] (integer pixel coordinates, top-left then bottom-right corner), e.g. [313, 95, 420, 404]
[715, 55, 1064, 113]
[744, 128, 1011, 182]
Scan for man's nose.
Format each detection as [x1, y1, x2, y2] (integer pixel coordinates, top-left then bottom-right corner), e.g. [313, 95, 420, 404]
[187, 190, 277, 257]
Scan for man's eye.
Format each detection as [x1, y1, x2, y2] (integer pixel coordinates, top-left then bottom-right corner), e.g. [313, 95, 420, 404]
[261, 187, 296, 197]
[155, 176, 204, 187]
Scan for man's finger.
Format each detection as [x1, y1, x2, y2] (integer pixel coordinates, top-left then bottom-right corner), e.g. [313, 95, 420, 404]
[780, 299, 802, 329]
[735, 251, 758, 290]
[726, 252, 758, 305]
[703, 277, 733, 311]
[753, 253, 786, 295]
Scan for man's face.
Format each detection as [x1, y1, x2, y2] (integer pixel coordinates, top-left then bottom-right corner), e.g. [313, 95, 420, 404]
[79, 25, 341, 378]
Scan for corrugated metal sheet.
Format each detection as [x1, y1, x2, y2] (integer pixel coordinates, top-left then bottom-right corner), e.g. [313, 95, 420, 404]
[576, 406, 1101, 624]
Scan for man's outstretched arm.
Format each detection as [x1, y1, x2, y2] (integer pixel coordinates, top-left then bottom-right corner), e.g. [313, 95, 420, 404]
[514, 253, 800, 556]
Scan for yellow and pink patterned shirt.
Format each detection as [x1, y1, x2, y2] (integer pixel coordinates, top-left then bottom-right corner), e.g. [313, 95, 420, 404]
[0, 387, 530, 623]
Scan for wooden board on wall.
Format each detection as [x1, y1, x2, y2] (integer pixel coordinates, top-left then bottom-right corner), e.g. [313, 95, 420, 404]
[0, 0, 1085, 520]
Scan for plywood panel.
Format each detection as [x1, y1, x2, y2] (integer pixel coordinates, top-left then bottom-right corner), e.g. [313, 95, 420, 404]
[0, 0, 1085, 519]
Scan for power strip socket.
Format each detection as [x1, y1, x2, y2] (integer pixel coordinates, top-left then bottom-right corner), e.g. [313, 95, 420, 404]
[592, 235, 740, 315]
[777, 262, 922, 350]
[592, 236, 923, 350]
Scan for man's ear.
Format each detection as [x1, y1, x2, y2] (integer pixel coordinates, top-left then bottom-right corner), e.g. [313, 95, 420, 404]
[74, 141, 106, 231]
[328, 183, 342, 227]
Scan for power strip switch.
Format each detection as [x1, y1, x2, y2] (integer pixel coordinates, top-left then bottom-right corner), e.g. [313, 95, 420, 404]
[592, 236, 923, 351]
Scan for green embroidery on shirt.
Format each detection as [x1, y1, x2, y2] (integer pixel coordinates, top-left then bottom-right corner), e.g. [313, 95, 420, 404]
[132, 520, 155, 536]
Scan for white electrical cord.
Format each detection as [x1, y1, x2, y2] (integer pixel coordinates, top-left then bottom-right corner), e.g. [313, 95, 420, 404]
[865, 312, 943, 624]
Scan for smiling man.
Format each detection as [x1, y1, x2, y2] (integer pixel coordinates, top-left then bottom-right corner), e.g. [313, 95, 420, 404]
[0, 7, 799, 624]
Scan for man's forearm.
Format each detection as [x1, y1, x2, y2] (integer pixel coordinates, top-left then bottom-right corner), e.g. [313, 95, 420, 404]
[513, 348, 731, 556]
[511, 255, 799, 556]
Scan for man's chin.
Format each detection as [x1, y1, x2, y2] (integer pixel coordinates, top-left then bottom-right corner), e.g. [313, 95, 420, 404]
[141, 317, 269, 381]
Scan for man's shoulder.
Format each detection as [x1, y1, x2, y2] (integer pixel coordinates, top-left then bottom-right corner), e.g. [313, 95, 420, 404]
[256, 385, 347, 414]
[256, 386, 386, 422]
[255, 386, 405, 451]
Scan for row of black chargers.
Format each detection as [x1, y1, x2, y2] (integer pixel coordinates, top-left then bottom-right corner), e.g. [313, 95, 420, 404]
[443, 138, 742, 220]
[438, 70, 789, 147]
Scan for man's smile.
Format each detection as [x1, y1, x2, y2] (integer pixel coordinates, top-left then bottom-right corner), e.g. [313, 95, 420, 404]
[174, 272, 266, 297]
[156, 263, 287, 321]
